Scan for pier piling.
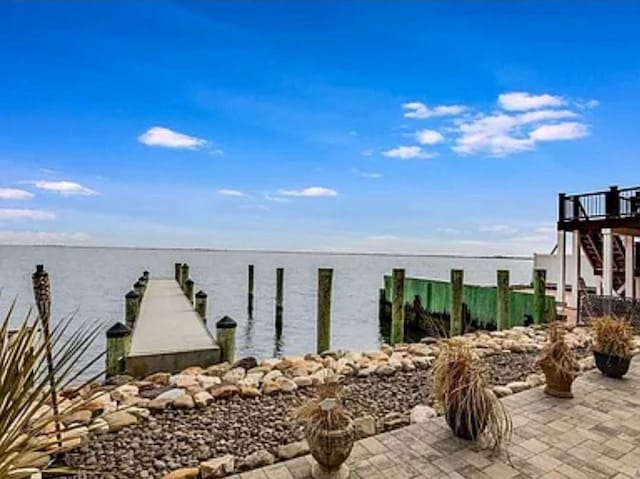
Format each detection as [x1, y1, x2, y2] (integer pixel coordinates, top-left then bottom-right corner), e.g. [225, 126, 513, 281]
[316, 268, 333, 353]
[497, 270, 510, 331]
[180, 263, 189, 290]
[133, 280, 145, 304]
[106, 322, 131, 377]
[185, 278, 195, 305]
[195, 290, 208, 323]
[533, 269, 547, 325]
[216, 316, 237, 363]
[275, 267, 284, 334]
[391, 268, 405, 345]
[174, 263, 182, 284]
[143, 270, 149, 281]
[125, 290, 140, 330]
[450, 269, 464, 336]
[248, 264, 255, 318]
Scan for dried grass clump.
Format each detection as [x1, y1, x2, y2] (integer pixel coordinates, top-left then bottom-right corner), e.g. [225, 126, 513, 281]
[295, 373, 351, 430]
[592, 316, 633, 358]
[432, 340, 512, 450]
[539, 321, 579, 376]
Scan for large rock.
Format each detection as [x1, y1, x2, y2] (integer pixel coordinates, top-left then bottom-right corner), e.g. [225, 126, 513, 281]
[163, 468, 200, 479]
[173, 395, 195, 410]
[375, 364, 395, 376]
[147, 398, 171, 411]
[293, 376, 313, 388]
[232, 356, 258, 371]
[197, 375, 221, 390]
[210, 385, 239, 399]
[262, 381, 281, 395]
[156, 388, 187, 402]
[200, 455, 235, 478]
[193, 391, 214, 407]
[222, 367, 246, 385]
[62, 409, 92, 427]
[276, 377, 298, 393]
[410, 405, 437, 424]
[88, 418, 109, 434]
[145, 372, 171, 386]
[239, 450, 275, 470]
[170, 375, 198, 389]
[492, 385, 512, 398]
[354, 415, 376, 437]
[276, 440, 309, 460]
[104, 411, 138, 432]
[506, 381, 530, 394]
[262, 370, 283, 383]
[205, 362, 232, 377]
[181, 366, 205, 376]
[240, 386, 261, 398]
[111, 384, 139, 402]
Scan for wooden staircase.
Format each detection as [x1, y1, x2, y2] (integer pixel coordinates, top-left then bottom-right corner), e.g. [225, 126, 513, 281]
[580, 231, 627, 294]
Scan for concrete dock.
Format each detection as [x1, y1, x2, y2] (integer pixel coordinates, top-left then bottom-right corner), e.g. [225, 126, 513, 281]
[127, 279, 220, 376]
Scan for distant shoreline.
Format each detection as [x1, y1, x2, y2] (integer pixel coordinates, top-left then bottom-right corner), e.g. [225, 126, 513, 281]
[0, 243, 533, 261]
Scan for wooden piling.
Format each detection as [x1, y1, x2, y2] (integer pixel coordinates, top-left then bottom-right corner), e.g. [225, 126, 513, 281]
[450, 269, 464, 337]
[391, 268, 405, 345]
[174, 263, 182, 284]
[216, 316, 237, 363]
[143, 270, 150, 281]
[275, 267, 284, 333]
[125, 290, 140, 330]
[533, 269, 547, 325]
[106, 322, 131, 377]
[497, 270, 510, 331]
[180, 263, 189, 290]
[378, 288, 387, 321]
[195, 290, 207, 323]
[316, 268, 333, 354]
[185, 278, 194, 304]
[133, 280, 144, 305]
[247, 264, 255, 318]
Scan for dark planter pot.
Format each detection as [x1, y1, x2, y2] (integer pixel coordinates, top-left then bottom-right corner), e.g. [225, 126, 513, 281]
[445, 405, 487, 441]
[594, 351, 631, 379]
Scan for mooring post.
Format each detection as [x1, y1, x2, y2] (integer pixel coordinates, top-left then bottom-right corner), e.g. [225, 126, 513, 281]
[106, 322, 131, 377]
[391, 268, 405, 345]
[316, 268, 333, 354]
[138, 276, 147, 294]
[497, 270, 510, 331]
[185, 278, 195, 304]
[533, 269, 547, 325]
[180, 263, 189, 290]
[378, 288, 387, 321]
[125, 290, 140, 330]
[450, 269, 464, 337]
[275, 267, 284, 333]
[216, 316, 237, 363]
[195, 290, 207, 323]
[143, 270, 150, 281]
[174, 263, 182, 284]
[247, 264, 255, 318]
[133, 280, 144, 305]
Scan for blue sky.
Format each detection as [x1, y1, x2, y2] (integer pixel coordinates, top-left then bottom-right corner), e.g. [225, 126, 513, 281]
[1, 1, 639, 255]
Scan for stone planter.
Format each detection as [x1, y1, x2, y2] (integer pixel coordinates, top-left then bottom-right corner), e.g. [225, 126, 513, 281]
[445, 404, 488, 441]
[594, 351, 631, 379]
[541, 361, 575, 398]
[305, 419, 355, 479]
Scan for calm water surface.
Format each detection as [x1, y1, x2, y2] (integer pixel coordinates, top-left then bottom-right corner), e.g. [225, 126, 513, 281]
[0, 245, 532, 378]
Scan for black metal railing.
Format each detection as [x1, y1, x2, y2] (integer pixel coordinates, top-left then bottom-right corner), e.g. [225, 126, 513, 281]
[579, 293, 640, 330]
[559, 186, 640, 223]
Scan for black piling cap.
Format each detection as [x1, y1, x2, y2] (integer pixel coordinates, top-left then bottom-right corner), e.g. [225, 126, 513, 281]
[185, 278, 194, 285]
[36, 264, 45, 274]
[125, 290, 139, 299]
[195, 290, 207, 299]
[138, 276, 147, 284]
[107, 322, 131, 338]
[216, 316, 237, 329]
[143, 270, 149, 277]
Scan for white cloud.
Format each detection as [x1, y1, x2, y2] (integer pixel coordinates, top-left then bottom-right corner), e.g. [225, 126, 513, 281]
[0, 188, 34, 200]
[479, 224, 519, 234]
[498, 92, 566, 111]
[534, 225, 556, 235]
[264, 194, 290, 203]
[366, 235, 400, 241]
[0, 230, 90, 245]
[402, 102, 466, 119]
[351, 168, 383, 179]
[382, 146, 438, 160]
[28, 181, 98, 197]
[0, 208, 56, 220]
[277, 186, 338, 197]
[529, 122, 589, 141]
[217, 189, 249, 198]
[436, 227, 459, 235]
[415, 129, 445, 145]
[138, 126, 208, 149]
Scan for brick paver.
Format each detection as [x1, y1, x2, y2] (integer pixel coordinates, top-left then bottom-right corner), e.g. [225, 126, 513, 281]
[229, 362, 640, 478]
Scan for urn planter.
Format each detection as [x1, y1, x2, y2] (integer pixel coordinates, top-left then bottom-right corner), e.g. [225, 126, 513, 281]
[305, 419, 355, 479]
[541, 361, 575, 398]
[594, 351, 631, 379]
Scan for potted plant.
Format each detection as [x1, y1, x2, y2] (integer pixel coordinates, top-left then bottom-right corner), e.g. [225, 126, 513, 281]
[295, 377, 355, 479]
[591, 316, 634, 379]
[432, 340, 511, 449]
[538, 322, 579, 398]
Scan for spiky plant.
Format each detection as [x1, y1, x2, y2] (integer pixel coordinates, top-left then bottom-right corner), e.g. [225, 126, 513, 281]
[0, 300, 102, 478]
[295, 371, 351, 430]
[539, 321, 579, 376]
[592, 316, 634, 358]
[432, 340, 512, 450]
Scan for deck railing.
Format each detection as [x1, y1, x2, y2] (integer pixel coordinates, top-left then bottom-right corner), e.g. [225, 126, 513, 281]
[559, 186, 640, 224]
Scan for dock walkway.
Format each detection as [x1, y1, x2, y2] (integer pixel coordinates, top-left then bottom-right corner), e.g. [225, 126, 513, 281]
[230, 363, 640, 479]
[127, 279, 220, 376]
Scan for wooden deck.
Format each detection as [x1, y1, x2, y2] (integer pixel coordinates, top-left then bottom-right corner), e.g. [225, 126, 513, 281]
[127, 279, 220, 376]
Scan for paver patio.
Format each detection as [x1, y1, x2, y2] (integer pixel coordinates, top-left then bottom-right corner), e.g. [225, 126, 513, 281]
[229, 361, 640, 479]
